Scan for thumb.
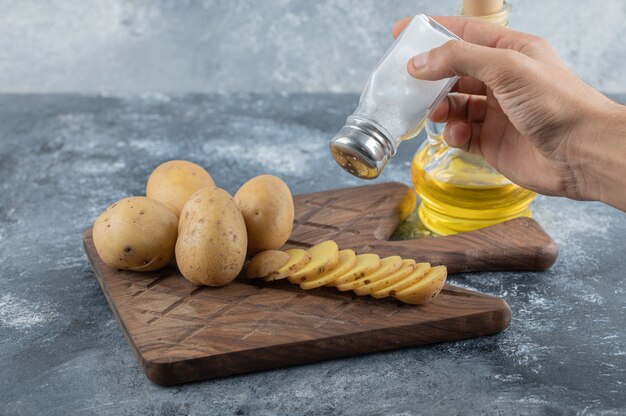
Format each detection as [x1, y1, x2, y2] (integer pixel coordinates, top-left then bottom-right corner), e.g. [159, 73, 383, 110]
[408, 40, 526, 88]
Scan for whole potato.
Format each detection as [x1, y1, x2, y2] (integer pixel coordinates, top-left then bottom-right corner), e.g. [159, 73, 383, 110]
[176, 187, 247, 286]
[93, 197, 178, 272]
[146, 160, 215, 217]
[234, 175, 294, 254]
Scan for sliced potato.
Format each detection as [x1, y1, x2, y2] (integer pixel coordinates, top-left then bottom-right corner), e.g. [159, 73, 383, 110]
[247, 250, 290, 279]
[328, 254, 380, 287]
[370, 262, 431, 299]
[287, 240, 339, 283]
[393, 265, 448, 305]
[264, 249, 311, 281]
[353, 259, 416, 296]
[299, 249, 357, 289]
[336, 256, 402, 292]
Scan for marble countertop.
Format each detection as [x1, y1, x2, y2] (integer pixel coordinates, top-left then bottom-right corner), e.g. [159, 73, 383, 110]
[1, 93, 624, 415]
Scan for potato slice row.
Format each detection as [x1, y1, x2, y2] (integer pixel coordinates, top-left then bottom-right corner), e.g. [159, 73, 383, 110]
[247, 240, 447, 305]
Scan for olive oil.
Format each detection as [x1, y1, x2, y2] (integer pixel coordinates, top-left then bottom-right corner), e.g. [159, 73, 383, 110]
[411, 131, 535, 236]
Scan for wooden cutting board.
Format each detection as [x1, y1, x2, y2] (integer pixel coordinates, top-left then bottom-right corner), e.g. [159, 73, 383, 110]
[83, 182, 557, 385]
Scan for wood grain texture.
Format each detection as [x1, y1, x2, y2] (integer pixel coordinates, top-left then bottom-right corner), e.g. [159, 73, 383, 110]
[83, 182, 557, 385]
[287, 182, 558, 273]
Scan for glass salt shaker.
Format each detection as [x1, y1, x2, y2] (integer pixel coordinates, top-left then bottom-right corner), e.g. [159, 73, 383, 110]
[330, 14, 459, 179]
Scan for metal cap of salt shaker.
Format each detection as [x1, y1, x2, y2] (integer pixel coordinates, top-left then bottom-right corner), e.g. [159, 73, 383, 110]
[329, 115, 395, 180]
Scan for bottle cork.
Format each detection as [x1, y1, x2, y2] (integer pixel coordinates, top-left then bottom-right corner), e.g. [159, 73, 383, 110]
[463, 0, 504, 16]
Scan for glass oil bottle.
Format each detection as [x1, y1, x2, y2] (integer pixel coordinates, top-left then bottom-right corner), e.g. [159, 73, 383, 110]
[411, 0, 536, 236]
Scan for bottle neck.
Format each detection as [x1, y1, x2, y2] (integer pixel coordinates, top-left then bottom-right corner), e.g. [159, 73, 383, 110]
[458, 0, 511, 27]
[426, 119, 445, 145]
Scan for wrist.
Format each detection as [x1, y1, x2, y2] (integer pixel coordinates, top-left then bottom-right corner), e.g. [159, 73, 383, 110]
[571, 101, 626, 208]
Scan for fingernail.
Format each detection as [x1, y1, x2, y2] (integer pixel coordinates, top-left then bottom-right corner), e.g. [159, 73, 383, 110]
[411, 52, 429, 70]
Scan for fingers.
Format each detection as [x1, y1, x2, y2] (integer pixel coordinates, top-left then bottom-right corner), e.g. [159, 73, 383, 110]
[427, 92, 488, 158]
[451, 76, 486, 96]
[408, 39, 526, 87]
[430, 16, 518, 48]
[430, 16, 562, 65]
[392, 17, 411, 38]
[444, 121, 471, 148]
[433, 94, 487, 157]
[394, 16, 563, 66]
[429, 93, 488, 124]
[443, 121, 483, 156]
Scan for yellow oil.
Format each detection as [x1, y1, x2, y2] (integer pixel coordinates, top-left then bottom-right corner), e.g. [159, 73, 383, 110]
[411, 135, 536, 236]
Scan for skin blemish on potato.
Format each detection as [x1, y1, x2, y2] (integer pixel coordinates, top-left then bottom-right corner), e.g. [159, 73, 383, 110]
[123, 246, 133, 255]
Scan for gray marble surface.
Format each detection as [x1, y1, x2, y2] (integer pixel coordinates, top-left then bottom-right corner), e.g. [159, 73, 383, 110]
[0, 93, 624, 415]
[1, 0, 625, 94]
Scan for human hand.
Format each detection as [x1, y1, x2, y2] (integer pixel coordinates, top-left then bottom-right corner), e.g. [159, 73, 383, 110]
[393, 16, 626, 209]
